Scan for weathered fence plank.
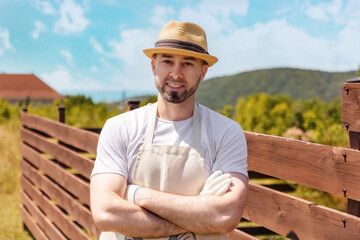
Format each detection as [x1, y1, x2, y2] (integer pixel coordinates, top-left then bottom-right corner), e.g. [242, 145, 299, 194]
[243, 182, 360, 240]
[245, 131, 360, 201]
[21, 191, 67, 240]
[21, 176, 90, 240]
[228, 229, 259, 240]
[342, 83, 360, 132]
[21, 144, 90, 205]
[21, 128, 94, 179]
[21, 160, 99, 237]
[21, 112, 99, 154]
[20, 207, 48, 240]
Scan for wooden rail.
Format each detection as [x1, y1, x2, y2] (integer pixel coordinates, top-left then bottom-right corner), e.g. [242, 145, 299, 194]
[20, 79, 360, 239]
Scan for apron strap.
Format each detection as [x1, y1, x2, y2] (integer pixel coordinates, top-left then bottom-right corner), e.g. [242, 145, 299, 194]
[144, 102, 202, 151]
[144, 102, 158, 147]
[192, 103, 201, 151]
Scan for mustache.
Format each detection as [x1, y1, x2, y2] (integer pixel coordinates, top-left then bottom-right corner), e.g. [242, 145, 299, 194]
[165, 77, 186, 84]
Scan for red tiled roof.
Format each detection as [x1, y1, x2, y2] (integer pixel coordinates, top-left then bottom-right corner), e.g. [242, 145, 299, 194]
[0, 74, 64, 100]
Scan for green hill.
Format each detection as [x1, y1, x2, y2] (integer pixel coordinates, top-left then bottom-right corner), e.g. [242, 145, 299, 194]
[196, 68, 356, 110]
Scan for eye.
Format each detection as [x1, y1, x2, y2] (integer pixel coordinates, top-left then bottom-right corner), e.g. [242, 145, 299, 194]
[184, 62, 193, 66]
[163, 59, 172, 64]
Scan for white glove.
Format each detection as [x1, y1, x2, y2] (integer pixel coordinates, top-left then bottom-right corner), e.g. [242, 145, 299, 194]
[125, 184, 141, 204]
[200, 170, 232, 196]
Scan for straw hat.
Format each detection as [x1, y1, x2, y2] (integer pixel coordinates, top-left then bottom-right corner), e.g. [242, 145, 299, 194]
[143, 21, 218, 67]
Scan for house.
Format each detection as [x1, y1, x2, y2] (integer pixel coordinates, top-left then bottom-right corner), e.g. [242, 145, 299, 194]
[0, 73, 64, 105]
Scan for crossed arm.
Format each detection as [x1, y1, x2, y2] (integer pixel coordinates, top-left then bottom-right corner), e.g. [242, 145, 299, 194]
[90, 172, 248, 238]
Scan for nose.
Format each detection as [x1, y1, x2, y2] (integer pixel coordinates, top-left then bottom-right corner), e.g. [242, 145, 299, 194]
[169, 63, 183, 80]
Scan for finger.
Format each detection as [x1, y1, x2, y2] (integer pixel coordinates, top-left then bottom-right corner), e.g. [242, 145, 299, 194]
[214, 178, 233, 195]
[206, 173, 232, 189]
[205, 170, 223, 185]
[210, 178, 232, 195]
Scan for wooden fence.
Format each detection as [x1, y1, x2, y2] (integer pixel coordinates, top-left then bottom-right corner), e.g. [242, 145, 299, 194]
[20, 79, 360, 239]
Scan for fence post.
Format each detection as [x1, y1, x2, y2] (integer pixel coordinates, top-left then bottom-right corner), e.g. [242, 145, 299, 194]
[57, 106, 65, 123]
[342, 77, 360, 217]
[57, 106, 65, 146]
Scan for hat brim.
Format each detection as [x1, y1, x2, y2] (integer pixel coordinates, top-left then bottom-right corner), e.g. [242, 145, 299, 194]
[143, 47, 218, 67]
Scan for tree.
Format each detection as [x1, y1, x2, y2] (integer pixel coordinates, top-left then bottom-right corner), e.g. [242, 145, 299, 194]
[235, 93, 293, 136]
[217, 105, 233, 118]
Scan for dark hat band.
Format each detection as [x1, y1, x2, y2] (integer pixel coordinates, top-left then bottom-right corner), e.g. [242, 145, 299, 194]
[155, 39, 209, 55]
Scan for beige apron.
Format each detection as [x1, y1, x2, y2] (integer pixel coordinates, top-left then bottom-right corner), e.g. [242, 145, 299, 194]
[100, 103, 228, 240]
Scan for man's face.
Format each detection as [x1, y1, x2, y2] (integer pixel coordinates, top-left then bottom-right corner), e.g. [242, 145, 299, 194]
[151, 54, 208, 104]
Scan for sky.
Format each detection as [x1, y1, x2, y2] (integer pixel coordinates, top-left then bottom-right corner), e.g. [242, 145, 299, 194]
[0, 0, 359, 102]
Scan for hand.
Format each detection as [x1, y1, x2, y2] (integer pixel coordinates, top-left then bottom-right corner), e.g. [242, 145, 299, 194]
[200, 170, 232, 196]
[125, 184, 141, 204]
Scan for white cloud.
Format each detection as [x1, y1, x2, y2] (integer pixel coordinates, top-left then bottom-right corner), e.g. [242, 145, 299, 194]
[107, 28, 156, 90]
[54, 0, 90, 35]
[41, 65, 73, 91]
[34, 0, 56, 15]
[198, 0, 248, 17]
[209, 19, 338, 77]
[41, 65, 105, 92]
[150, 6, 176, 26]
[0, 27, 14, 56]
[108, 28, 156, 64]
[306, 0, 343, 22]
[179, 0, 248, 36]
[90, 37, 104, 54]
[60, 50, 73, 65]
[32, 21, 46, 39]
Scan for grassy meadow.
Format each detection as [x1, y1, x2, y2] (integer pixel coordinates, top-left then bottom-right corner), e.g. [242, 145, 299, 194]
[0, 94, 350, 239]
[0, 97, 122, 239]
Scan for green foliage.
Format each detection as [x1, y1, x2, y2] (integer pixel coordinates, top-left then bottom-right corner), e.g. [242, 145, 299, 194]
[292, 185, 346, 212]
[235, 93, 293, 136]
[356, 65, 360, 77]
[140, 95, 157, 107]
[26, 95, 123, 128]
[233, 93, 347, 147]
[196, 67, 356, 110]
[64, 94, 95, 108]
[216, 105, 233, 118]
[0, 99, 19, 123]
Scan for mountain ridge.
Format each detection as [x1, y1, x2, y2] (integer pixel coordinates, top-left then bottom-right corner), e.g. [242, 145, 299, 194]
[196, 67, 356, 110]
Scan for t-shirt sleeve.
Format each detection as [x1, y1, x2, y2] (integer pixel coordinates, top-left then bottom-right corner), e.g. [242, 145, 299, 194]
[212, 124, 248, 178]
[91, 117, 128, 179]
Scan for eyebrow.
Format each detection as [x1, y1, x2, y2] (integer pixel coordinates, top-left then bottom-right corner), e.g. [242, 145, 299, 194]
[160, 54, 174, 59]
[159, 54, 197, 61]
[183, 57, 196, 61]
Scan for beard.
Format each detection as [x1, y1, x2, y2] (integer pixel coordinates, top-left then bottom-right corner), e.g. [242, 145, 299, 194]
[157, 77, 201, 104]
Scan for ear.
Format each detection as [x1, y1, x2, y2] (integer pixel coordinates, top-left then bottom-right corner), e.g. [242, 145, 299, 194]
[199, 64, 208, 82]
[151, 56, 156, 75]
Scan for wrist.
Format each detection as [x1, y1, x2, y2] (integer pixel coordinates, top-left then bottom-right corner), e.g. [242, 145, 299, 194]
[134, 186, 146, 206]
[132, 185, 141, 204]
[125, 184, 141, 204]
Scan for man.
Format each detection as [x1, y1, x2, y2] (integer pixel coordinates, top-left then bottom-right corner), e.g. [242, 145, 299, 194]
[90, 21, 248, 240]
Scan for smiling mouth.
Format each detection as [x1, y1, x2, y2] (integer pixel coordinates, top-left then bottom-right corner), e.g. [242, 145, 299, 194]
[167, 83, 183, 89]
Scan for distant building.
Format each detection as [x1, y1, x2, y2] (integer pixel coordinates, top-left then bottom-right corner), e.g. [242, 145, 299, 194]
[126, 98, 141, 111]
[0, 73, 64, 105]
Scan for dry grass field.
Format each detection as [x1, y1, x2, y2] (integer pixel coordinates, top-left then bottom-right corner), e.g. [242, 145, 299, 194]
[0, 120, 32, 239]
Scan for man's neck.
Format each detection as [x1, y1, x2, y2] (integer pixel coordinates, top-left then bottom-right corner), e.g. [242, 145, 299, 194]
[156, 95, 195, 121]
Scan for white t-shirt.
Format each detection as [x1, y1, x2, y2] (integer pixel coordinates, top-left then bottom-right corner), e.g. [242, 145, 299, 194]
[91, 103, 248, 183]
